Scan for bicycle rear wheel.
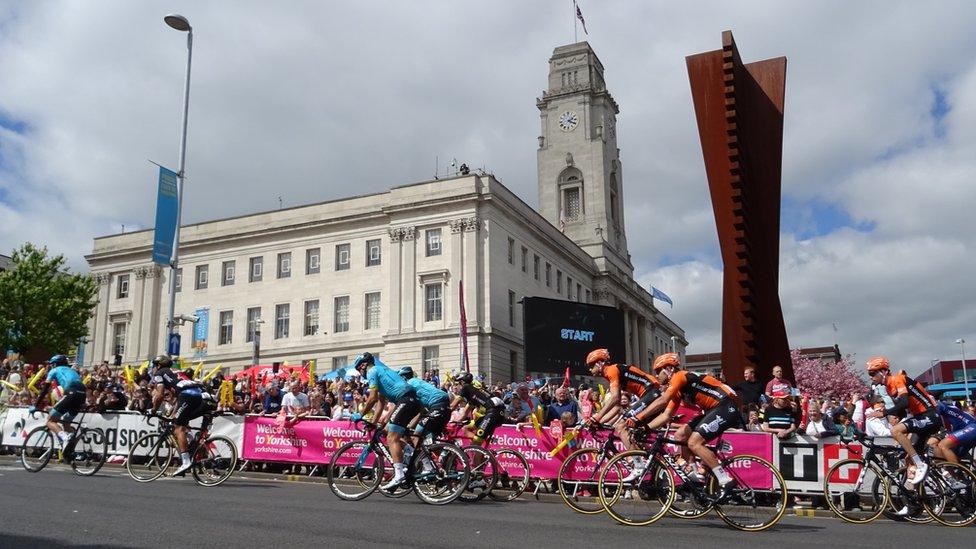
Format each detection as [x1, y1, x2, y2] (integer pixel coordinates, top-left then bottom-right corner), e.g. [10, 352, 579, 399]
[558, 448, 612, 514]
[459, 445, 498, 502]
[823, 459, 887, 524]
[327, 441, 383, 501]
[709, 455, 788, 532]
[598, 450, 674, 526]
[414, 443, 470, 505]
[488, 448, 530, 502]
[71, 428, 108, 477]
[126, 433, 175, 482]
[20, 426, 55, 473]
[191, 435, 238, 486]
[920, 461, 976, 527]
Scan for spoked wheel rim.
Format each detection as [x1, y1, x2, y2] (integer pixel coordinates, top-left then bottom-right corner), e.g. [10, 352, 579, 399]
[823, 459, 888, 524]
[126, 433, 175, 482]
[71, 428, 108, 477]
[327, 441, 383, 501]
[459, 445, 497, 502]
[488, 448, 530, 502]
[709, 455, 788, 532]
[191, 436, 238, 486]
[598, 451, 674, 526]
[414, 443, 470, 505]
[20, 427, 55, 473]
[558, 448, 608, 514]
[921, 462, 976, 527]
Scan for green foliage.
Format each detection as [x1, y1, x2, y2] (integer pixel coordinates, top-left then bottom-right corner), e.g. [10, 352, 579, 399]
[0, 243, 98, 357]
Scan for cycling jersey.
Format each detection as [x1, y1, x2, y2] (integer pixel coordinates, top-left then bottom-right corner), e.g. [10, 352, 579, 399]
[602, 363, 660, 398]
[366, 359, 415, 401]
[152, 368, 206, 395]
[458, 383, 504, 410]
[46, 366, 86, 392]
[663, 371, 736, 414]
[407, 377, 449, 408]
[883, 372, 935, 415]
[938, 401, 976, 431]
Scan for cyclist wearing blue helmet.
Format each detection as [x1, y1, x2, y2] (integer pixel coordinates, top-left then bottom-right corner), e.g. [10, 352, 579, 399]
[398, 366, 451, 441]
[30, 355, 87, 455]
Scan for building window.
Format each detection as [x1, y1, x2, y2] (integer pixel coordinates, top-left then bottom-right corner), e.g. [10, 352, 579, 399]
[332, 356, 348, 370]
[557, 270, 563, 294]
[246, 307, 261, 343]
[306, 248, 321, 275]
[507, 238, 515, 264]
[195, 265, 208, 290]
[249, 257, 263, 282]
[274, 303, 290, 339]
[112, 322, 127, 357]
[222, 261, 235, 286]
[366, 239, 381, 267]
[559, 167, 584, 221]
[508, 290, 516, 327]
[577, 283, 582, 302]
[567, 277, 573, 300]
[117, 274, 130, 299]
[585, 289, 591, 303]
[364, 292, 381, 330]
[335, 243, 350, 271]
[277, 252, 291, 279]
[218, 310, 233, 345]
[175, 268, 182, 293]
[422, 346, 439, 374]
[304, 300, 320, 336]
[563, 187, 581, 220]
[333, 296, 350, 333]
[533, 255, 540, 280]
[510, 350, 518, 383]
[545, 263, 551, 287]
[425, 283, 442, 322]
[425, 229, 442, 257]
[521, 246, 528, 273]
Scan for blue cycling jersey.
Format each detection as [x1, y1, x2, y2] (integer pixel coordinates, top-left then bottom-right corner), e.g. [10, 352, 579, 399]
[407, 377, 449, 408]
[366, 359, 415, 401]
[938, 401, 976, 431]
[46, 366, 85, 391]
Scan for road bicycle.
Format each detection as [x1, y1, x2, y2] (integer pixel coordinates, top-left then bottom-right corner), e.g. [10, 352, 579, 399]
[327, 419, 470, 505]
[20, 410, 108, 476]
[598, 426, 788, 531]
[126, 413, 238, 486]
[556, 422, 624, 514]
[823, 435, 976, 527]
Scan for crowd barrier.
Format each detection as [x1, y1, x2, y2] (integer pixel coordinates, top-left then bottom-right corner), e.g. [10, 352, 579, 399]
[1, 407, 891, 494]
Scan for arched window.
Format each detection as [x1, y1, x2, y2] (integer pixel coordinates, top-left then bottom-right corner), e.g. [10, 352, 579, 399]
[558, 167, 584, 222]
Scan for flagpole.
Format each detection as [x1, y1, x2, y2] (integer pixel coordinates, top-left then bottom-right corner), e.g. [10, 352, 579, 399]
[573, 0, 578, 43]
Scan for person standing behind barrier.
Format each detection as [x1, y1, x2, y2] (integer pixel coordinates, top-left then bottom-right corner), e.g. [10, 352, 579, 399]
[263, 384, 283, 415]
[281, 382, 311, 421]
[764, 365, 793, 401]
[734, 367, 763, 406]
[762, 390, 798, 439]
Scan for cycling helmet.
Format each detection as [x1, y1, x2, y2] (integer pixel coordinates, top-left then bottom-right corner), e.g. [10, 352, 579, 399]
[353, 352, 375, 369]
[866, 356, 890, 374]
[48, 354, 69, 367]
[151, 355, 173, 369]
[653, 352, 680, 372]
[455, 372, 473, 384]
[398, 366, 415, 380]
[586, 348, 611, 366]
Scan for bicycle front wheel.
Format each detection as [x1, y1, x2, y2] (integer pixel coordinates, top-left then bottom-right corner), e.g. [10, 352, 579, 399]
[558, 448, 611, 514]
[327, 441, 383, 501]
[414, 443, 470, 505]
[598, 450, 674, 526]
[459, 445, 498, 502]
[191, 435, 238, 486]
[921, 461, 976, 527]
[71, 428, 109, 477]
[823, 458, 888, 524]
[488, 448, 530, 502]
[126, 433, 175, 482]
[709, 455, 788, 532]
[20, 426, 55, 473]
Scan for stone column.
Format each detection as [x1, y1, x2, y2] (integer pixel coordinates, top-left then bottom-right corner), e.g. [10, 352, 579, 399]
[461, 217, 480, 328]
[449, 219, 465, 327]
[91, 272, 112, 364]
[140, 265, 162, 359]
[637, 315, 648, 369]
[131, 267, 147, 359]
[401, 227, 417, 332]
[387, 228, 404, 334]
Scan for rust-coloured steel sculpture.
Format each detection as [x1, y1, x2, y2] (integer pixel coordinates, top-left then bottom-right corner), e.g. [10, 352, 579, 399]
[686, 31, 792, 385]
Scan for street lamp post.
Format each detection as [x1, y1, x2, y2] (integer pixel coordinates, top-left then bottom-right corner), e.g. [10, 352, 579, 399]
[957, 338, 971, 406]
[164, 14, 193, 356]
[252, 319, 265, 366]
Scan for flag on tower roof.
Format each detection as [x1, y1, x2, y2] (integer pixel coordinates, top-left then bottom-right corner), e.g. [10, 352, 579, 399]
[575, 1, 588, 35]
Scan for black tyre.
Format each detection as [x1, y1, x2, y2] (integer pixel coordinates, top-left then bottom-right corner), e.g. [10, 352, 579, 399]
[20, 426, 55, 473]
[126, 432, 175, 482]
[191, 435, 238, 486]
[71, 428, 109, 477]
[327, 441, 383, 501]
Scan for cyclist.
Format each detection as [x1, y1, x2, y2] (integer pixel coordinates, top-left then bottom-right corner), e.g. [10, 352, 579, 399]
[928, 400, 976, 465]
[398, 366, 449, 473]
[450, 372, 506, 446]
[865, 356, 939, 486]
[29, 355, 86, 458]
[148, 355, 216, 476]
[626, 354, 742, 501]
[351, 352, 421, 490]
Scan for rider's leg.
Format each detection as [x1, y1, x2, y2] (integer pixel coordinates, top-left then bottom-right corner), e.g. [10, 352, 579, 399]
[938, 436, 960, 464]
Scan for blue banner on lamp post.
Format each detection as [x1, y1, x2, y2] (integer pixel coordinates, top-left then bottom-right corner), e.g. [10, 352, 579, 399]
[152, 166, 180, 265]
[193, 307, 209, 358]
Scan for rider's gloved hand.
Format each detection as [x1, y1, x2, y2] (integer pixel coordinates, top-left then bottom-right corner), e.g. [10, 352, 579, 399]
[351, 412, 362, 422]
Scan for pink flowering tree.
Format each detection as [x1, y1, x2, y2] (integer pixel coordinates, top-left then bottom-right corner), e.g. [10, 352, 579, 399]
[791, 349, 867, 399]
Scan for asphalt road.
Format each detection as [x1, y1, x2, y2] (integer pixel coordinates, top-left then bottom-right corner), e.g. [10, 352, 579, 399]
[0, 463, 972, 548]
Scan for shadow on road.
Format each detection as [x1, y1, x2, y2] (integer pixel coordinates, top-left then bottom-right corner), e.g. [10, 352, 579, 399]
[0, 533, 135, 549]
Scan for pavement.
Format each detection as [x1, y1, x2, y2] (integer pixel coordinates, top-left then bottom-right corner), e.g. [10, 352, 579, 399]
[0, 460, 973, 548]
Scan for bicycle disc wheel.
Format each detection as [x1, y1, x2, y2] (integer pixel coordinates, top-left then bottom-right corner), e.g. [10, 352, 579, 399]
[558, 448, 611, 514]
[191, 435, 238, 486]
[71, 428, 108, 477]
[823, 459, 888, 524]
[459, 445, 498, 502]
[327, 441, 383, 501]
[488, 448, 530, 502]
[599, 450, 674, 526]
[920, 461, 976, 527]
[709, 455, 788, 532]
[126, 433, 175, 482]
[414, 443, 470, 505]
[20, 427, 55, 473]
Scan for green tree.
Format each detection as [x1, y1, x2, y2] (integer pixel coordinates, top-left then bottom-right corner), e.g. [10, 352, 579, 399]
[0, 243, 98, 360]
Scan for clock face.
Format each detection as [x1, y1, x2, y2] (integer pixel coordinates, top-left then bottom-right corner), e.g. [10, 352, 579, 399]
[558, 110, 579, 132]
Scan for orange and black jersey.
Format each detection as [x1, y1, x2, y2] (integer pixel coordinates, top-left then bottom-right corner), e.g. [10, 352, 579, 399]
[602, 363, 660, 398]
[884, 371, 936, 415]
[663, 370, 736, 413]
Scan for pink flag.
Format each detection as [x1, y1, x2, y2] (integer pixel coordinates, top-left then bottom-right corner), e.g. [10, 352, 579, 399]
[459, 279, 471, 373]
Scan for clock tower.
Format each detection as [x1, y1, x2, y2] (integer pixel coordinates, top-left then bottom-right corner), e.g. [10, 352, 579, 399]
[536, 42, 632, 276]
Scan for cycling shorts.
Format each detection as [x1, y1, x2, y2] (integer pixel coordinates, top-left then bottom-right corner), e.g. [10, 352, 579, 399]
[687, 397, 742, 442]
[946, 423, 976, 448]
[51, 389, 87, 421]
[900, 409, 941, 453]
[473, 406, 505, 443]
[387, 393, 423, 434]
[629, 390, 660, 417]
[415, 401, 450, 439]
[174, 391, 216, 427]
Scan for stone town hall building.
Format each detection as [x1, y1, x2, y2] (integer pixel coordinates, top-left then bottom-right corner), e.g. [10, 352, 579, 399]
[83, 42, 686, 381]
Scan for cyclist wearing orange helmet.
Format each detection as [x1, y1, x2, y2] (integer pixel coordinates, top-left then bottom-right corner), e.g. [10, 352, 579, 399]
[864, 356, 938, 489]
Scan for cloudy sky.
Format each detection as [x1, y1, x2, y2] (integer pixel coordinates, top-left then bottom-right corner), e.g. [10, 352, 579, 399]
[2, 1, 974, 375]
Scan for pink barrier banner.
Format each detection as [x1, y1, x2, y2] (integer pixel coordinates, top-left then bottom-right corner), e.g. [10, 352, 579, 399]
[241, 415, 774, 483]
